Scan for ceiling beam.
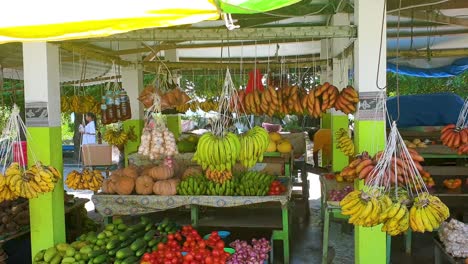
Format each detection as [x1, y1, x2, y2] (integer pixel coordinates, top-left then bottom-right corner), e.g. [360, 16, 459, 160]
[398, 10, 468, 27]
[388, 0, 468, 13]
[143, 60, 328, 71]
[388, 48, 468, 58]
[70, 26, 357, 42]
[60, 43, 132, 67]
[112, 39, 318, 56]
[387, 29, 468, 38]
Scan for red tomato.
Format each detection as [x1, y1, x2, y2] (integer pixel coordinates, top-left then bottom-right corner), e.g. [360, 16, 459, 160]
[215, 241, 224, 249]
[157, 243, 165, 251]
[205, 256, 214, 264]
[143, 253, 152, 261]
[168, 234, 175, 241]
[199, 241, 206, 249]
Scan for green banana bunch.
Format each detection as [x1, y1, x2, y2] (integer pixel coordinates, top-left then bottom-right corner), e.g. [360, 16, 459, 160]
[206, 180, 235, 196]
[238, 126, 270, 168]
[176, 176, 208, 195]
[192, 132, 240, 171]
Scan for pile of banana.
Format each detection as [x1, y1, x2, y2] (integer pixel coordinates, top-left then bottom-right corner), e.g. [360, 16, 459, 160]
[206, 180, 235, 196]
[334, 86, 359, 114]
[61, 95, 100, 114]
[0, 162, 61, 201]
[66, 169, 103, 191]
[193, 132, 240, 172]
[335, 128, 355, 156]
[410, 193, 450, 233]
[234, 171, 275, 196]
[340, 190, 449, 235]
[103, 128, 128, 147]
[177, 175, 208, 195]
[304, 83, 340, 118]
[238, 126, 270, 168]
[205, 169, 233, 184]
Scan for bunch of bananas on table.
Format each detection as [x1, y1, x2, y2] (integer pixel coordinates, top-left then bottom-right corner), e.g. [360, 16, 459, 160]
[0, 162, 61, 201]
[234, 171, 275, 196]
[410, 193, 450, 233]
[334, 85, 359, 114]
[193, 132, 240, 171]
[177, 175, 208, 195]
[66, 169, 103, 191]
[103, 127, 128, 147]
[207, 180, 235, 196]
[340, 189, 449, 235]
[238, 126, 269, 168]
[335, 128, 355, 156]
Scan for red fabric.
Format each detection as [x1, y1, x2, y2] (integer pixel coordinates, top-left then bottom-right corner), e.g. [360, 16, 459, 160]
[245, 69, 264, 94]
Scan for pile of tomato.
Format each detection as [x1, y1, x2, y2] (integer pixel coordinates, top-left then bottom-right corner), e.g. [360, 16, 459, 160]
[268, 180, 286, 195]
[141, 225, 230, 264]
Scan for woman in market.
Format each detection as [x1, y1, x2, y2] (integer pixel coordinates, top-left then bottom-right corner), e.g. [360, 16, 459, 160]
[80, 112, 97, 145]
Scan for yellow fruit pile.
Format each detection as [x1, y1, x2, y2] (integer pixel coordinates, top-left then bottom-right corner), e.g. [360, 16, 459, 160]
[65, 169, 103, 191]
[335, 128, 354, 156]
[0, 162, 61, 201]
[266, 132, 292, 153]
[340, 190, 449, 236]
[61, 95, 100, 114]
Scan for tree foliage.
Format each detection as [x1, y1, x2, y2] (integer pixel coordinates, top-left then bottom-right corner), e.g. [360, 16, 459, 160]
[386, 71, 468, 98]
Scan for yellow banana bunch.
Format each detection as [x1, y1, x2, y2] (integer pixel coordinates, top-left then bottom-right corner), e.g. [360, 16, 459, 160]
[237, 126, 270, 168]
[340, 190, 388, 227]
[1, 162, 61, 200]
[336, 128, 355, 156]
[381, 202, 410, 236]
[103, 129, 128, 146]
[65, 169, 103, 191]
[409, 193, 449, 233]
[193, 131, 240, 172]
[61, 96, 71, 113]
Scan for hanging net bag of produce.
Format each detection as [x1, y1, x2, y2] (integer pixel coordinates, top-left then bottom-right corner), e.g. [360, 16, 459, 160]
[138, 89, 178, 161]
[440, 98, 468, 154]
[0, 105, 62, 202]
[340, 121, 450, 236]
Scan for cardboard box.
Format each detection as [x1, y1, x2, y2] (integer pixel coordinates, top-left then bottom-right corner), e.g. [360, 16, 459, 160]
[82, 144, 112, 166]
[233, 161, 285, 176]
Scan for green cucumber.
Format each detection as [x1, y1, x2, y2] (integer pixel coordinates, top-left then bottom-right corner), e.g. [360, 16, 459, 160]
[92, 254, 107, 264]
[116, 247, 133, 259]
[106, 238, 120, 250]
[143, 230, 157, 241]
[130, 238, 146, 251]
[122, 256, 139, 264]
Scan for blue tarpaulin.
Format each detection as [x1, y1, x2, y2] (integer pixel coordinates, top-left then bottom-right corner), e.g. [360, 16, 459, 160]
[386, 93, 464, 127]
[387, 57, 468, 78]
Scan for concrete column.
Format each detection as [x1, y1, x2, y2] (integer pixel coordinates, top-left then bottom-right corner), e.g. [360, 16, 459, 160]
[120, 43, 144, 164]
[23, 42, 65, 259]
[354, 0, 387, 263]
[331, 13, 352, 172]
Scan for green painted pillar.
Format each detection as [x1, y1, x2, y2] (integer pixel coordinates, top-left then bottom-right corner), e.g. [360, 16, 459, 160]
[322, 112, 331, 129]
[123, 119, 144, 165]
[166, 114, 182, 140]
[353, 0, 387, 263]
[331, 113, 349, 172]
[23, 42, 66, 259]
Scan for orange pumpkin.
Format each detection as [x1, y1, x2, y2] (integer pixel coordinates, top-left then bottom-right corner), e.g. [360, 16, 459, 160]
[153, 179, 179, 195]
[135, 175, 154, 195]
[122, 166, 139, 179]
[148, 165, 174, 181]
[115, 176, 135, 195]
[101, 179, 115, 194]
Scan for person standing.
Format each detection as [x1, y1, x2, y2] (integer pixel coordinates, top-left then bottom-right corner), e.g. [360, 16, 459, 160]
[80, 113, 97, 145]
[308, 128, 332, 168]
